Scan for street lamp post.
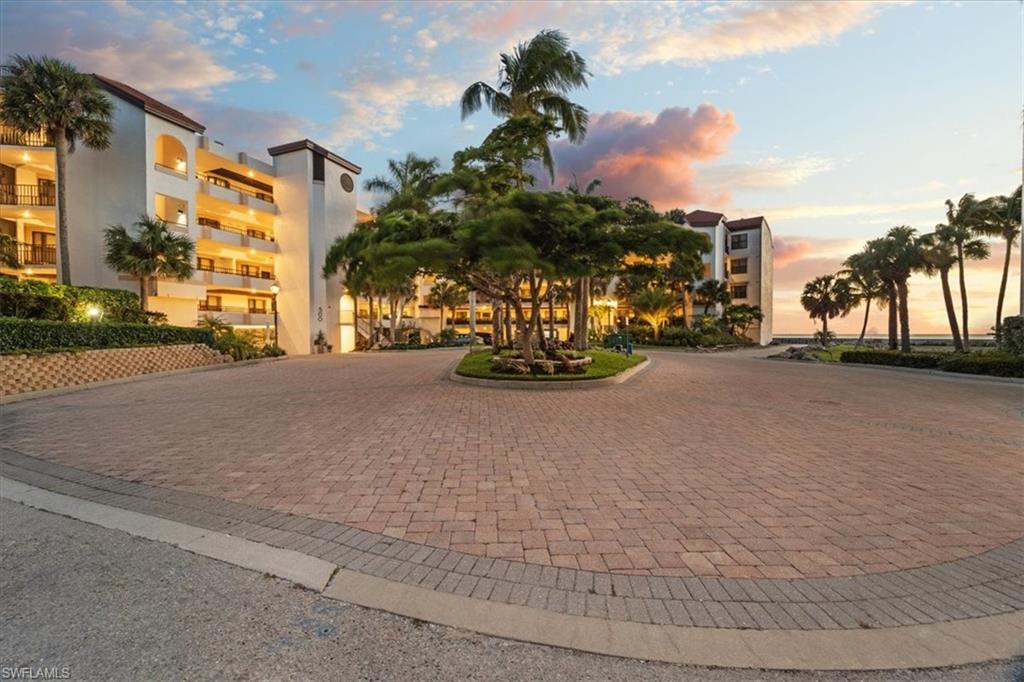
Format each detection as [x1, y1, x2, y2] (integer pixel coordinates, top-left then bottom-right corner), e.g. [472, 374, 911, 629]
[270, 281, 280, 349]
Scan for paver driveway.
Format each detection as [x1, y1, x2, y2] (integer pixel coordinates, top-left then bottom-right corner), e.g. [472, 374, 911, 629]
[1, 349, 1021, 579]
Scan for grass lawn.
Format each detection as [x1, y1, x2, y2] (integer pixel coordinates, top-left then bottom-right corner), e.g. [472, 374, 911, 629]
[455, 349, 646, 381]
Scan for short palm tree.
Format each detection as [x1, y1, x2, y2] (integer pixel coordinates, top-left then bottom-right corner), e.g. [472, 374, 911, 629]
[973, 186, 1022, 341]
[104, 214, 195, 311]
[0, 234, 20, 269]
[801, 274, 854, 342]
[363, 153, 440, 214]
[460, 29, 590, 178]
[863, 227, 923, 352]
[630, 288, 677, 340]
[1, 55, 114, 284]
[428, 279, 467, 330]
[841, 251, 888, 347]
[695, 278, 730, 316]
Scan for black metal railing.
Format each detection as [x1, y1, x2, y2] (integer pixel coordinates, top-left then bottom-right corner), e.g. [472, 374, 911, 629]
[198, 303, 271, 314]
[196, 172, 274, 204]
[0, 240, 57, 266]
[197, 216, 275, 242]
[0, 184, 56, 206]
[0, 126, 53, 147]
[195, 262, 275, 279]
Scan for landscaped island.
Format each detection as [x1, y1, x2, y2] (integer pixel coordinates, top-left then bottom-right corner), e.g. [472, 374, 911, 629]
[455, 349, 645, 381]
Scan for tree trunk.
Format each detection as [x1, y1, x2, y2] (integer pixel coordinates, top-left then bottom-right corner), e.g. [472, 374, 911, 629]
[681, 290, 689, 329]
[491, 304, 501, 354]
[438, 303, 444, 337]
[503, 301, 513, 348]
[574, 277, 590, 351]
[54, 127, 72, 284]
[548, 297, 555, 342]
[821, 315, 829, 342]
[855, 297, 871, 347]
[994, 235, 1012, 342]
[886, 282, 898, 350]
[367, 294, 375, 347]
[139, 275, 149, 311]
[956, 243, 970, 352]
[896, 278, 911, 353]
[940, 267, 964, 352]
[514, 302, 534, 364]
[388, 298, 397, 342]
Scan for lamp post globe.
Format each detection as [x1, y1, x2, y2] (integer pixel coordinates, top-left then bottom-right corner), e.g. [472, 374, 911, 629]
[270, 281, 281, 348]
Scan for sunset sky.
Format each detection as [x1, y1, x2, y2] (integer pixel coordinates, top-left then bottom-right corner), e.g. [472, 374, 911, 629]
[1, 0, 1020, 334]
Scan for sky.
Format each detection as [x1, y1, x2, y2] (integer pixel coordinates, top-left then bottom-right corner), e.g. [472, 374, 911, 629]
[1, 0, 1020, 334]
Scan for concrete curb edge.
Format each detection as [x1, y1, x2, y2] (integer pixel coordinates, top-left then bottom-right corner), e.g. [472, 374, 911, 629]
[449, 357, 651, 390]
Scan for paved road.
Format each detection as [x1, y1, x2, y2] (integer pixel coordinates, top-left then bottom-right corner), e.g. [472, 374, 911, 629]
[1, 348, 1020, 581]
[1, 500, 1019, 681]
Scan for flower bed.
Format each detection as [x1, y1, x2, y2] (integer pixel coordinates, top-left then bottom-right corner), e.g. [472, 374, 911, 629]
[455, 349, 645, 381]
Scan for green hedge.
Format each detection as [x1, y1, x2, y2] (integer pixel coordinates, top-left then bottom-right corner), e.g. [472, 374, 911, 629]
[0, 279, 147, 323]
[939, 352, 1023, 378]
[839, 350, 944, 369]
[0, 317, 213, 353]
[1001, 315, 1024, 356]
[840, 348, 1023, 378]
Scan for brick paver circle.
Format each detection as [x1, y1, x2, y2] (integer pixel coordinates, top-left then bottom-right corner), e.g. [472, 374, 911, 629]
[1, 349, 1021, 581]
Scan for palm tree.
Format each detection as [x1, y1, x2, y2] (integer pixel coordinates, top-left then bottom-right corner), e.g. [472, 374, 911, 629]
[104, 214, 194, 311]
[864, 227, 923, 352]
[973, 186, 1022, 341]
[630, 288, 677, 340]
[1, 56, 114, 284]
[429, 279, 467, 331]
[920, 226, 989, 352]
[695, 279, 730, 316]
[944, 194, 986, 350]
[841, 251, 888, 347]
[460, 29, 590, 179]
[0, 234, 20, 269]
[363, 153, 440, 214]
[800, 274, 854, 342]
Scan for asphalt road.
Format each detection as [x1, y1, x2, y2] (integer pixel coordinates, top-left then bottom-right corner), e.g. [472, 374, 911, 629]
[0, 500, 1020, 681]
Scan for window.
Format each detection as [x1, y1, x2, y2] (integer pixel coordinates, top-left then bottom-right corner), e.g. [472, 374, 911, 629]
[200, 295, 221, 311]
[197, 257, 214, 271]
[731, 257, 748, 275]
[313, 153, 325, 182]
[730, 233, 748, 250]
[731, 285, 748, 300]
[703, 263, 712, 279]
[248, 298, 267, 313]
[246, 228, 267, 240]
[240, 264, 260, 277]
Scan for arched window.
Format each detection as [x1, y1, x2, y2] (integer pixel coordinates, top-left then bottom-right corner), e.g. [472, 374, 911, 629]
[154, 135, 188, 176]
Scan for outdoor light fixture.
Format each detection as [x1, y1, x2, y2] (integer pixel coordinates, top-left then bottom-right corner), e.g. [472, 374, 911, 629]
[86, 305, 102, 321]
[21, 152, 29, 161]
[175, 157, 186, 171]
[269, 281, 281, 350]
[176, 208, 186, 225]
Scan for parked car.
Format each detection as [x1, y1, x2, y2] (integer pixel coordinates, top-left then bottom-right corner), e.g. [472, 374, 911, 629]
[455, 333, 491, 345]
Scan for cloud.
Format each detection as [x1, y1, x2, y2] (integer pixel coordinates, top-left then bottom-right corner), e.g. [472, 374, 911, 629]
[184, 104, 313, 156]
[740, 200, 940, 221]
[700, 156, 834, 191]
[550, 105, 738, 210]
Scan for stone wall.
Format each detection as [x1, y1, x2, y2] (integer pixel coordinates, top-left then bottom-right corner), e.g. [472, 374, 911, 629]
[2, 344, 230, 396]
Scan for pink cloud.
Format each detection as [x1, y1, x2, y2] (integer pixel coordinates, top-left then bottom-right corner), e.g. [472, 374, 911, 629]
[551, 105, 738, 210]
[772, 236, 813, 268]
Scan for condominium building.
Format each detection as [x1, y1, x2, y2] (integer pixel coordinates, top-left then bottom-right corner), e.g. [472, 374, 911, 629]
[1, 75, 364, 355]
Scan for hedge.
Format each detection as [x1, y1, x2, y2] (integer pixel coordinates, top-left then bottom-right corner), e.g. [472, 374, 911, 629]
[839, 348, 1023, 378]
[0, 279, 147, 323]
[0, 317, 213, 353]
[1001, 315, 1024, 356]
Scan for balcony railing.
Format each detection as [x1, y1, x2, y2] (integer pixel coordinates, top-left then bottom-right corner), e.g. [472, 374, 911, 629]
[195, 262, 275, 279]
[196, 172, 274, 203]
[198, 303, 270, 314]
[0, 126, 53, 147]
[197, 216, 274, 242]
[0, 240, 57, 267]
[0, 184, 56, 206]
[154, 162, 187, 177]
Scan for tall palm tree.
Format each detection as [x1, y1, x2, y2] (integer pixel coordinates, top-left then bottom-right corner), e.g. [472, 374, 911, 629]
[864, 227, 923, 352]
[920, 226, 989, 352]
[841, 252, 888, 347]
[801, 274, 854, 342]
[460, 29, 590, 179]
[1, 56, 114, 284]
[695, 278, 730, 316]
[104, 214, 194, 311]
[428, 279, 467, 331]
[944, 194, 986, 350]
[973, 186, 1022, 341]
[630, 288, 677, 340]
[363, 153, 440, 214]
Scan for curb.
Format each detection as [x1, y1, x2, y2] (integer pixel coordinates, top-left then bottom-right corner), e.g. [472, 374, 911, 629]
[767, 356, 1024, 385]
[0, 355, 289, 405]
[449, 357, 651, 390]
[3, 476, 1021, 671]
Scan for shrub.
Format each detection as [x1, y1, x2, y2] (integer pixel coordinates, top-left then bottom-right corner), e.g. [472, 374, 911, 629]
[839, 350, 943, 369]
[813, 330, 837, 347]
[0, 279, 148, 323]
[438, 328, 457, 345]
[0, 317, 213, 353]
[940, 352, 1023, 378]
[1000, 315, 1024, 356]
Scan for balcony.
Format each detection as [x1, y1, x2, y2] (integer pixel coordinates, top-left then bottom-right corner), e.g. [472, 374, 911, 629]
[0, 240, 56, 267]
[1, 184, 56, 206]
[194, 262, 276, 290]
[0, 126, 53, 147]
[196, 171, 275, 214]
[198, 303, 273, 326]
[197, 216, 277, 252]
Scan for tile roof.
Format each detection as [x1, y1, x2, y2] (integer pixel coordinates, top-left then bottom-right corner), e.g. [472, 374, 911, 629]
[725, 216, 767, 231]
[684, 210, 726, 227]
[92, 74, 205, 133]
[267, 139, 362, 174]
